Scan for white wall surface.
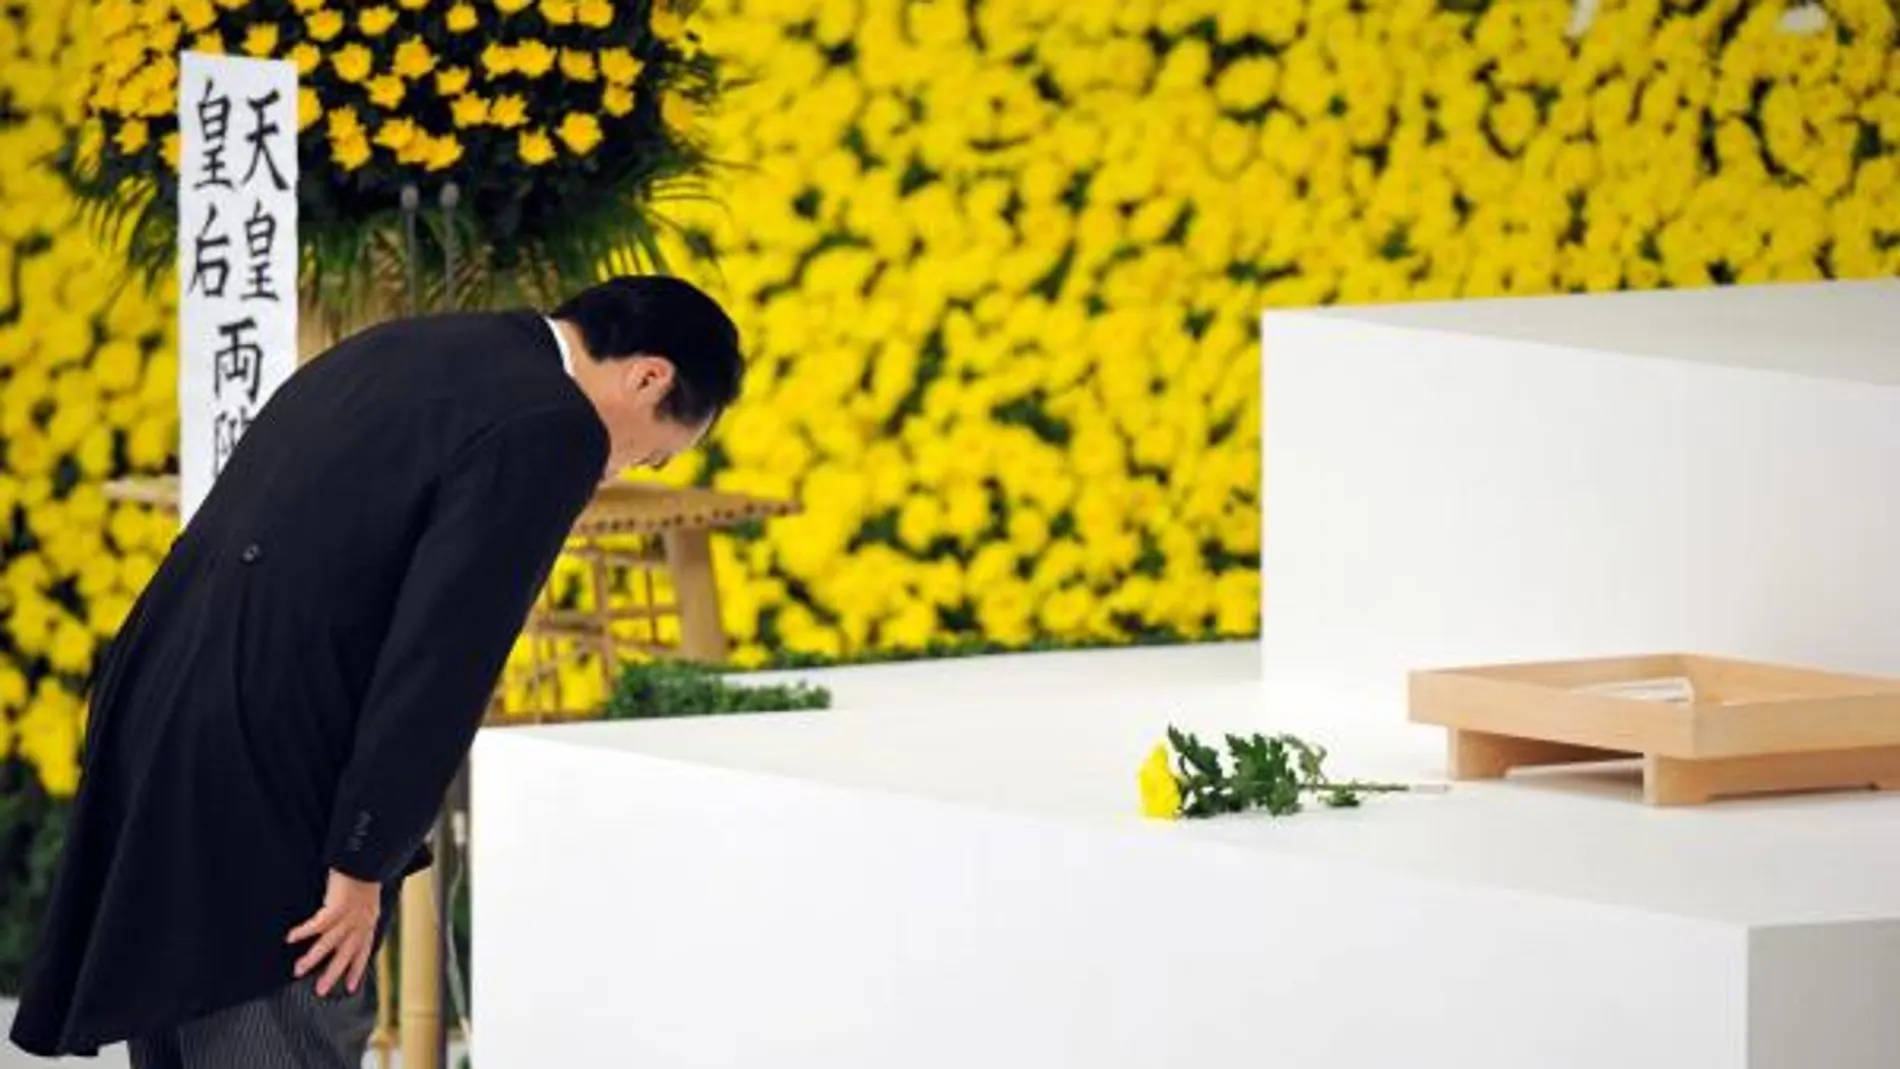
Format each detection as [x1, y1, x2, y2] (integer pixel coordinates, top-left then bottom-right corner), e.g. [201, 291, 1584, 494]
[1259, 280, 1900, 710]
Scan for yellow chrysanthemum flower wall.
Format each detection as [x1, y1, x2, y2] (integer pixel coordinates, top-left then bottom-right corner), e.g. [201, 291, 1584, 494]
[3, 0, 181, 801]
[658, 0, 1899, 666]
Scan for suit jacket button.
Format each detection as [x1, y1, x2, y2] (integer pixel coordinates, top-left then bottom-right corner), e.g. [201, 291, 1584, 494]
[240, 543, 262, 564]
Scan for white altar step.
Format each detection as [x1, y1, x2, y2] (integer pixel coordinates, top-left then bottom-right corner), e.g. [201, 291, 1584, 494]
[471, 670, 1900, 1069]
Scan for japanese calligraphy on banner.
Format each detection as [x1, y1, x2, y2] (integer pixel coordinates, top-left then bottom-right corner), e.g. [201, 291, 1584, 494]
[176, 51, 299, 523]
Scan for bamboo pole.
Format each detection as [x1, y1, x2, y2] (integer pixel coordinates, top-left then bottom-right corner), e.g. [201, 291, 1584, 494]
[399, 865, 442, 1069]
[375, 944, 395, 1069]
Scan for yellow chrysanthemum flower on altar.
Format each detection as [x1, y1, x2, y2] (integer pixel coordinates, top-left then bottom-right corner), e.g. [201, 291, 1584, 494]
[1138, 744, 1183, 820]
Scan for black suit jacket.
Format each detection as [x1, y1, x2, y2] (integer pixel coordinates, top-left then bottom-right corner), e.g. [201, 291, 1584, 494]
[10, 309, 608, 1056]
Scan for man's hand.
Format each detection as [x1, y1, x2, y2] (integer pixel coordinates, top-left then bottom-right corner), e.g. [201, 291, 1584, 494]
[286, 869, 381, 997]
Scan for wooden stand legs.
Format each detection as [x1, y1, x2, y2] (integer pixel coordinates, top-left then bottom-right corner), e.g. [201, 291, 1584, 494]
[1643, 746, 1900, 805]
[1448, 729, 1633, 780]
[399, 866, 441, 1069]
[664, 529, 727, 663]
[1450, 729, 1900, 806]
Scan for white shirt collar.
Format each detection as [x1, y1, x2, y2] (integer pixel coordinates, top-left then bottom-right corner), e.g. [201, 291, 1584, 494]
[545, 316, 575, 378]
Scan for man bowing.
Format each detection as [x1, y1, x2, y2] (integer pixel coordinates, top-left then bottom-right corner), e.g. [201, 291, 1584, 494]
[10, 274, 743, 1068]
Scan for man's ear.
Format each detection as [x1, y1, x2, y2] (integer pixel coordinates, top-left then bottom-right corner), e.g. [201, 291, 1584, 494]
[623, 353, 675, 397]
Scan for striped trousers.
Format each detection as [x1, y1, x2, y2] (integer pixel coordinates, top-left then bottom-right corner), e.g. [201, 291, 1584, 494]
[127, 976, 376, 1069]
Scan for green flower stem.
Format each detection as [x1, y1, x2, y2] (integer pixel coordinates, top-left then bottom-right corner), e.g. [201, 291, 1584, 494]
[1165, 724, 1446, 818]
[1299, 780, 1415, 794]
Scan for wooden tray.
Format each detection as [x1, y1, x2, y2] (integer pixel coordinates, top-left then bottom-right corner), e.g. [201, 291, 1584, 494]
[1408, 653, 1900, 805]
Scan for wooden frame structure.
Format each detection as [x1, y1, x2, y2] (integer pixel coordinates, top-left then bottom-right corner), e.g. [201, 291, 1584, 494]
[1410, 653, 1900, 806]
[491, 480, 798, 724]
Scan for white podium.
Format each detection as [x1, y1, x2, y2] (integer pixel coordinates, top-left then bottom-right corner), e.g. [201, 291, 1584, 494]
[1261, 278, 1900, 707]
[471, 280, 1900, 1068]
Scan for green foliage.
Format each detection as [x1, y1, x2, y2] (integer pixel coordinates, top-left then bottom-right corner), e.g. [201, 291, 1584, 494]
[1166, 726, 1411, 818]
[0, 758, 69, 994]
[603, 659, 831, 719]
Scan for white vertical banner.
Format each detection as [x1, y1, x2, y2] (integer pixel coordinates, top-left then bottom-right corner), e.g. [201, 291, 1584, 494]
[177, 51, 299, 523]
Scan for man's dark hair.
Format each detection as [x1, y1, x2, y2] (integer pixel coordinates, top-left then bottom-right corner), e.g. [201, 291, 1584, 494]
[551, 275, 743, 424]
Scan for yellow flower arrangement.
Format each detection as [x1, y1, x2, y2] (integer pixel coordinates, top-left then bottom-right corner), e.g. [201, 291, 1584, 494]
[65, 0, 723, 309]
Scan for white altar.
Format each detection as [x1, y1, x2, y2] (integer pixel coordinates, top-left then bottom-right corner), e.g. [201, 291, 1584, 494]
[1260, 277, 1900, 704]
[472, 666, 1900, 1069]
[470, 279, 1900, 1068]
